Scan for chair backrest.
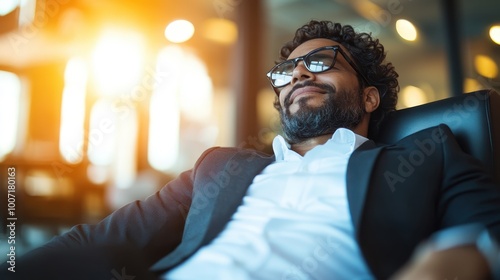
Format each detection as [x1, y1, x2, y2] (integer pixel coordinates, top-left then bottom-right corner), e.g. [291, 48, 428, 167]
[375, 89, 500, 184]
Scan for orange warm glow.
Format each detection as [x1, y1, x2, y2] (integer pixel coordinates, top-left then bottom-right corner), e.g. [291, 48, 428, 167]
[91, 28, 145, 96]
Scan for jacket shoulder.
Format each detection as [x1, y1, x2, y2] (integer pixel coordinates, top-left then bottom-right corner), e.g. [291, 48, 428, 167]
[196, 147, 272, 164]
[192, 146, 273, 177]
[383, 124, 455, 147]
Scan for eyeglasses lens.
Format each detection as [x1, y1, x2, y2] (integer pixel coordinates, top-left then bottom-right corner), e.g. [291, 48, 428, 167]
[270, 48, 337, 87]
[270, 62, 294, 87]
[306, 49, 336, 72]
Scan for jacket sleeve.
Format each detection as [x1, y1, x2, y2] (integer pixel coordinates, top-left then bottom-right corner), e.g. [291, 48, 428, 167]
[16, 147, 219, 267]
[436, 124, 500, 239]
[43, 168, 193, 265]
[435, 124, 500, 278]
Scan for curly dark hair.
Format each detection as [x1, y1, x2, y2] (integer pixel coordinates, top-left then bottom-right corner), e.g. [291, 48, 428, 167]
[277, 20, 399, 138]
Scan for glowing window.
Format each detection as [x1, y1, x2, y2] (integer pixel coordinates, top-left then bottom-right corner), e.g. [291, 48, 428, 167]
[0, 70, 22, 160]
[148, 46, 215, 172]
[18, 0, 36, 26]
[113, 108, 138, 189]
[148, 91, 180, 171]
[148, 46, 182, 171]
[87, 99, 118, 166]
[59, 57, 88, 164]
[87, 98, 138, 189]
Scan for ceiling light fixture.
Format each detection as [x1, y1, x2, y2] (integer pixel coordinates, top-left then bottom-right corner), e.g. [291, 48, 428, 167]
[164, 19, 195, 43]
[489, 25, 500, 45]
[396, 19, 417, 41]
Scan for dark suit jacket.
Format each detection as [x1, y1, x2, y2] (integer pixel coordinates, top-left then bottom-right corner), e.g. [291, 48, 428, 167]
[25, 124, 500, 279]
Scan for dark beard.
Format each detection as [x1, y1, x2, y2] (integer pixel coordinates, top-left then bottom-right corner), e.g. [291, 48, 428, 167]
[276, 82, 365, 144]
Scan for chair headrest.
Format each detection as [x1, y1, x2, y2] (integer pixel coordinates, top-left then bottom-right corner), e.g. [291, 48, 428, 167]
[375, 89, 500, 184]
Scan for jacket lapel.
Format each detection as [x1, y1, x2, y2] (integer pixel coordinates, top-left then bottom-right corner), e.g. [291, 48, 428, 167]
[151, 149, 274, 272]
[203, 151, 275, 244]
[346, 140, 384, 232]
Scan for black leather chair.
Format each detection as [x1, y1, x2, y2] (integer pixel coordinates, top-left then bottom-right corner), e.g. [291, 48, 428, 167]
[376, 89, 500, 184]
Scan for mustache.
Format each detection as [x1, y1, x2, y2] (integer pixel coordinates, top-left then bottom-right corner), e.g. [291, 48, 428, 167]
[284, 81, 336, 106]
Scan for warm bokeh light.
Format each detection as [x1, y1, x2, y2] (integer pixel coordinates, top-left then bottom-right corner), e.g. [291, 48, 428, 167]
[59, 57, 88, 164]
[18, 0, 36, 26]
[178, 56, 213, 122]
[86, 100, 138, 189]
[149, 90, 180, 171]
[489, 25, 500, 45]
[148, 45, 217, 172]
[164, 19, 195, 43]
[87, 99, 118, 166]
[257, 88, 280, 145]
[112, 108, 138, 189]
[0, 70, 22, 161]
[474, 54, 498, 79]
[351, 0, 383, 23]
[87, 164, 109, 185]
[0, 0, 18, 16]
[148, 46, 182, 171]
[202, 18, 238, 44]
[91, 28, 145, 96]
[401, 85, 427, 108]
[89, 28, 143, 188]
[25, 170, 73, 197]
[396, 19, 417, 41]
[464, 78, 485, 93]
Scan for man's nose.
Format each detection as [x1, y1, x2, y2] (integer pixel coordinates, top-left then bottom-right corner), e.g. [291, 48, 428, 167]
[291, 62, 315, 85]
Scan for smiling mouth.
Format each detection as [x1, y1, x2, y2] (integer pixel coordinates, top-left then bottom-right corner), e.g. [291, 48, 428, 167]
[290, 86, 326, 103]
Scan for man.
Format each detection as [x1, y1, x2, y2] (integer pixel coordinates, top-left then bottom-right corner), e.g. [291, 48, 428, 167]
[3, 20, 500, 280]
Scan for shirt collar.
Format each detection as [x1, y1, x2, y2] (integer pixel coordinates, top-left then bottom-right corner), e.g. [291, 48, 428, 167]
[272, 128, 369, 161]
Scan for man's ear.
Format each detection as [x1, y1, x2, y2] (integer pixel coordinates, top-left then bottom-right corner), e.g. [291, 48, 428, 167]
[362, 86, 380, 113]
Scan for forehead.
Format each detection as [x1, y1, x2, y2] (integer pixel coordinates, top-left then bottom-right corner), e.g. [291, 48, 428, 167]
[288, 38, 347, 59]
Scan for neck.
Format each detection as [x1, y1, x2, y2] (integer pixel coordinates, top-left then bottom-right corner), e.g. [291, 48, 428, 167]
[290, 134, 333, 156]
[289, 123, 369, 156]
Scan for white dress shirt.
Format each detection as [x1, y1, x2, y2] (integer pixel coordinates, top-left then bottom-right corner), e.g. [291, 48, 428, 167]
[165, 128, 374, 280]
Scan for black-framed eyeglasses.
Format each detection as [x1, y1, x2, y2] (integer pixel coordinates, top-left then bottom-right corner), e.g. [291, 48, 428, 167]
[266, 45, 370, 92]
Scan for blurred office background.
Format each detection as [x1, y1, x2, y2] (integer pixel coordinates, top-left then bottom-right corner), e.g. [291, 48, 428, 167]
[0, 0, 499, 256]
